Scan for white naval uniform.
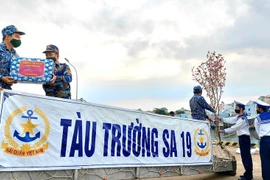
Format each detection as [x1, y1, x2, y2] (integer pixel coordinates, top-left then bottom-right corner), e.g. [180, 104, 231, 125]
[254, 111, 270, 180]
[254, 113, 270, 138]
[221, 114, 250, 135]
[222, 114, 253, 179]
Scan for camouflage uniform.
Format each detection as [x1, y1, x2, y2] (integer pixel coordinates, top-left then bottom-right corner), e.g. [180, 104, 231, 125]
[42, 45, 72, 99]
[0, 25, 25, 89]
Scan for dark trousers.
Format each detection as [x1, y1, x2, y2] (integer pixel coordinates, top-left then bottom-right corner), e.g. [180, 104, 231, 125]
[260, 136, 270, 180]
[239, 135, 253, 179]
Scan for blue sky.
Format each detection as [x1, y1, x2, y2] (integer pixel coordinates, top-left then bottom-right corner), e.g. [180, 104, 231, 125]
[1, 0, 270, 111]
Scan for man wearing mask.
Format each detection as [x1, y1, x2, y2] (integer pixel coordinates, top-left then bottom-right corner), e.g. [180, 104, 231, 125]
[42, 44, 72, 99]
[189, 85, 216, 122]
[0, 25, 25, 89]
[215, 101, 253, 180]
[254, 100, 270, 180]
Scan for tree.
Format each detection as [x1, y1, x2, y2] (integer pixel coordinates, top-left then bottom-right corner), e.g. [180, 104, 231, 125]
[175, 109, 185, 115]
[153, 107, 168, 115]
[192, 51, 226, 114]
[192, 51, 227, 145]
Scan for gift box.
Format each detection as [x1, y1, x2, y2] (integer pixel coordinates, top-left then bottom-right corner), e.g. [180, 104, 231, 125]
[10, 57, 54, 83]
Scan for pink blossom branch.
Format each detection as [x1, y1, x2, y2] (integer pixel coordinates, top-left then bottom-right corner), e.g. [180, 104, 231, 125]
[192, 51, 226, 115]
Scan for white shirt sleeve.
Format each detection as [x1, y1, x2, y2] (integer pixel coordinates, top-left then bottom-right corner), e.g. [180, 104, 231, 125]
[221, 116, 237, 124]
[254, 118, 260, 137]
[224, 118, 246, 134]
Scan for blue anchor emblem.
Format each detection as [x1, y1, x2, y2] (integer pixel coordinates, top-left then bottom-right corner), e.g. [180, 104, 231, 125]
[14, 131, 40, 142]
[197, 129, 207, 149]
[13, 110, 40, 142]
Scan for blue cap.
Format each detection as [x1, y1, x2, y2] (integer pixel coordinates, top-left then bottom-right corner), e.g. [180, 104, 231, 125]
[43, 44, 59, 54]
[254, 100, 270, 109]
[234, 101, 245, 109]
[2, 25, 25, 37]
[193, 85, 202, 93]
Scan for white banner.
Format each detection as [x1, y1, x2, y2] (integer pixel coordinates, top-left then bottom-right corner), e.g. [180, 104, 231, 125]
[0, 90, 212, 169]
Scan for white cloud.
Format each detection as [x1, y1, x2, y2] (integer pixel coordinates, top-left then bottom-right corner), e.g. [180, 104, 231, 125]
[0, 0, 269, 111]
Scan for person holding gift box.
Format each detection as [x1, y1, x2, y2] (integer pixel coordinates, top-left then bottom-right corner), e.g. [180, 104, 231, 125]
[0, 25, 25, 89]
[42, 44, 72, 99]
[215, 101, 253, 180]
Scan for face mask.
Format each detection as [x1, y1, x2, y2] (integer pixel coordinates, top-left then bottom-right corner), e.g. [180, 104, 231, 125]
[10, 39, 21, 48]
[235, 109, 240, 114]
[47, 57, 56, 62]
[257, 110, 260, 114]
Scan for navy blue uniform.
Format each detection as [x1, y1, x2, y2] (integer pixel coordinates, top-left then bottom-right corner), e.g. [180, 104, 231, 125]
[255, 111, 270, 180]
[189, 94, 214, 120]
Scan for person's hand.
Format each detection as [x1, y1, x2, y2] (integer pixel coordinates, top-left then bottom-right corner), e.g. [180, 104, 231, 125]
[215, 116, 221, 121]
[218, 130, 224, 134]
[1, 76, 17, 85]
[48, 74, 56, 85]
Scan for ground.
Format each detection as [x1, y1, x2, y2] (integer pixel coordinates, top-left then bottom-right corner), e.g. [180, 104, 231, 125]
[145, 146, 262, 180]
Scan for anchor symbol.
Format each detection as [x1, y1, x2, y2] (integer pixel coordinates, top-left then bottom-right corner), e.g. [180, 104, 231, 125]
[14, 131, 40, 142]
[13, 110, 40, 143]
[197, 141, 207, 149]
[197, 129, 207, 149]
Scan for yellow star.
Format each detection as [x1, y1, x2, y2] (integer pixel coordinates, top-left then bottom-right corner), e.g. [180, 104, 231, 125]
[20, 119, 38, 135]
[199, 136, 204, 143]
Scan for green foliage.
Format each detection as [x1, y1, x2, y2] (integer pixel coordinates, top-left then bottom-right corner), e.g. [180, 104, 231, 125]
[153, 107, 168, 115]
[175, 109, 185, 115]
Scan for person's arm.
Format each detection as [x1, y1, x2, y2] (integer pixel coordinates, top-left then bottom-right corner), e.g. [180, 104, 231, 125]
[198, 96, 215, 112]
[223, 117, 246, 134]
[0, 53, 17, 85]
[220, 116, 238, 124]
[55, 64, 72, 83]
[254, 118, 260, 137]
[0, 53, 4, 81]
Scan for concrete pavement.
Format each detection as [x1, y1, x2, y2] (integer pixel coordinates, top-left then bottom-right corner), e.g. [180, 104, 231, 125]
[145, 146, 262, 180]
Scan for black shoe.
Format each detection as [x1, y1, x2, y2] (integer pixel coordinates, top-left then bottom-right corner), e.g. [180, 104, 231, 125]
[238, 176, 253, 180]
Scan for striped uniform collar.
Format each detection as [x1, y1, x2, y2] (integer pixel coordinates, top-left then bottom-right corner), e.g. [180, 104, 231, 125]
[257, 112, 270, 124]
[237, 113, 247, 118]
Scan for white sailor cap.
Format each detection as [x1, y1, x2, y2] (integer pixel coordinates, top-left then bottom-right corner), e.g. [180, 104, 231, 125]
[234, 100, 245, 109]
[254, 99, 270, 109]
